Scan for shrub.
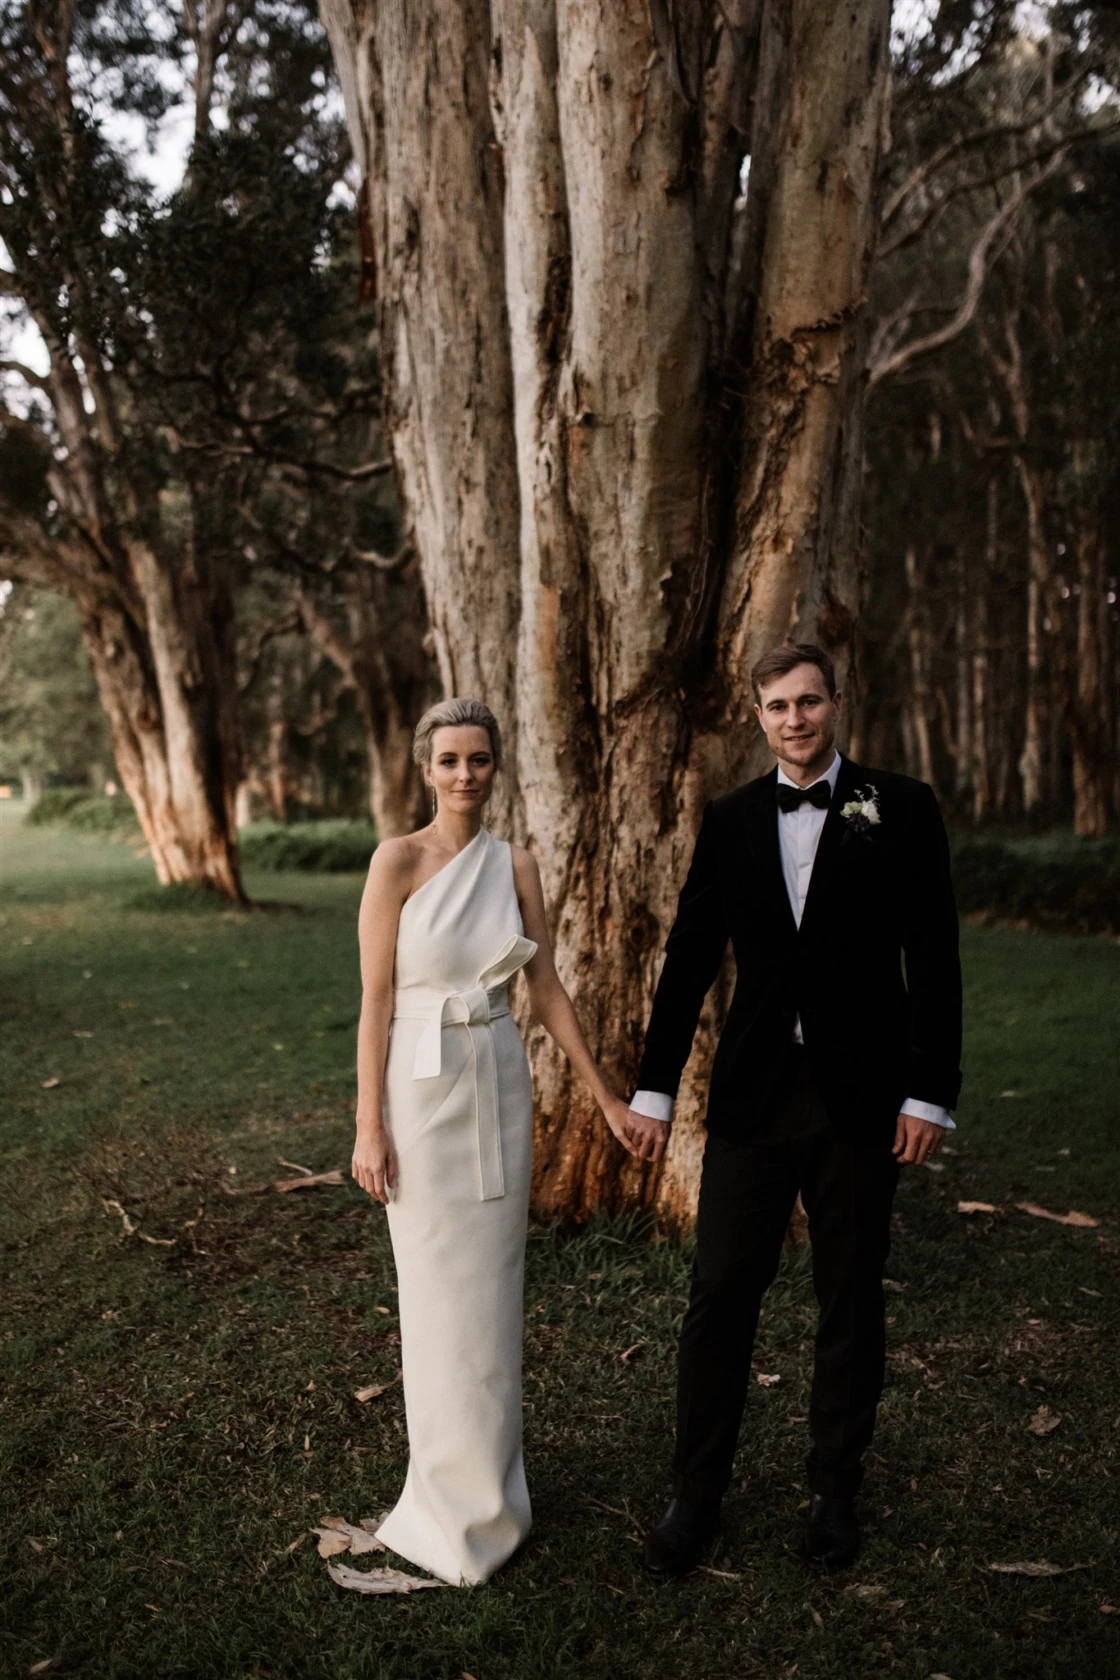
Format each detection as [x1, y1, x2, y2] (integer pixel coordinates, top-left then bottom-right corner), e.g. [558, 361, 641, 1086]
[24, 787, 92, 826]
[238, 820, 376, 873]
[26, 789, 140, 836]
[953, 838, 1120, 935]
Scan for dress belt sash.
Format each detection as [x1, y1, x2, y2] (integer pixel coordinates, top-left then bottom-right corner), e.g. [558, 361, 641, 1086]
[392, 933, 537, 1202]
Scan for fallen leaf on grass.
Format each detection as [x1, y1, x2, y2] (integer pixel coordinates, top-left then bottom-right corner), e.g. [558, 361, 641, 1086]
[922, 1160, 946, 1172]
[28, 1660, 58, 1676]
[40, 1078, 61, 1090]
[316, 1516, 385, 1556]
[988, 1561, 1092, 1578]
[1100, 1604, 1117, 1614]
[327, 1561, 442, 1595]
[1027, 1406, 1061, 1437]
[354, 1376, 399, 1403]
[1015, 1202, 1099, 1229]
[277, 1157, 315, 1175]
[845, 1583, 885, 1599]
[620, 1341, 645, 1364]
[73, 1030, 92, 1039]
[696, 1565, 742, 1580]
[755, 1372, 781, 1387]
[312, 1527, 352, 1559]
[958, 1200, 999, 1215]
[274, 1170, 344, 1193]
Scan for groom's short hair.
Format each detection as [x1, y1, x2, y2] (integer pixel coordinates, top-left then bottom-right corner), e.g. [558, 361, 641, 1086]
[751, 642, 837, 701]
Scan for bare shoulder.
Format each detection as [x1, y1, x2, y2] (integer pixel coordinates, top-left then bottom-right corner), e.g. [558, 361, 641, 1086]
[366, 833, 423, 891]
[508, 842, 542, 890]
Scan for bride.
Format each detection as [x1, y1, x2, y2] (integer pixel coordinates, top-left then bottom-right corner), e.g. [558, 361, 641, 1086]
[351, 696, 648, 1585]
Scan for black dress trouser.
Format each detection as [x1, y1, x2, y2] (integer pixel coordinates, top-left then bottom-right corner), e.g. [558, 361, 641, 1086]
[673, 1049, 900, 1503]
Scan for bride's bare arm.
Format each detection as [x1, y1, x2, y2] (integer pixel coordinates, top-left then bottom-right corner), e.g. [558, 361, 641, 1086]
[511, 846, 647, 1162]
[353, 840, 412, 1203]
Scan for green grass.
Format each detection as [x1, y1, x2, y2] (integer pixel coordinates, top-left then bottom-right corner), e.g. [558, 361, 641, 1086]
[1, 800, 1118, 1680]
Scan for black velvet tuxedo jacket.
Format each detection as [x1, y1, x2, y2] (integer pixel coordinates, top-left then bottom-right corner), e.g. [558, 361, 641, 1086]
[635, 757, 963, 1147]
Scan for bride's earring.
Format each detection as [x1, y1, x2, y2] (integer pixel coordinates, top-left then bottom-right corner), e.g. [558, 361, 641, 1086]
[428, 782, 437, 818]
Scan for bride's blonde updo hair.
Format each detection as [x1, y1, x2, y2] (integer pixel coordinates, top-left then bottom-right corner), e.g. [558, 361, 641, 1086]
[412, 697, 503, 775]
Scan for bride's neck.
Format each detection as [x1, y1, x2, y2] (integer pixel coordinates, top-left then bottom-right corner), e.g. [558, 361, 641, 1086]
[431, 811, 483, 852]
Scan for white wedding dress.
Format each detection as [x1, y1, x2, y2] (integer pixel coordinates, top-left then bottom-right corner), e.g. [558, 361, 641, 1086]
[376, 827, 537, 1585]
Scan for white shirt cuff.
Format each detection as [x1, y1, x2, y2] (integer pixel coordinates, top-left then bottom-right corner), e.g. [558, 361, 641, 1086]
[900, 1097, 955, 1130]
[630, 1090, 674, 1123]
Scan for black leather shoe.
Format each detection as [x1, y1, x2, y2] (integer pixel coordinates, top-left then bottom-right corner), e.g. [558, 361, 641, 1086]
[804, 1494, 859, 1567]
[643, 1497, 721, 1580]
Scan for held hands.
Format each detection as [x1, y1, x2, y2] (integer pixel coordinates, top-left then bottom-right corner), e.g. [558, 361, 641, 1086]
[602, 1096, 670, 1165]
[892, 1112, 946, 1167]
[352, 1122, 397, 1205]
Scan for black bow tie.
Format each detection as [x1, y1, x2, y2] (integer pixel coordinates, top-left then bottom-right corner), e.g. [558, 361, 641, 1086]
[776, 780, 832, 814]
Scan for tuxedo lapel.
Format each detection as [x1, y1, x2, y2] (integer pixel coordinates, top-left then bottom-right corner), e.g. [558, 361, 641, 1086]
[742, 770, 799, 940]
[798, 755, 861, 935]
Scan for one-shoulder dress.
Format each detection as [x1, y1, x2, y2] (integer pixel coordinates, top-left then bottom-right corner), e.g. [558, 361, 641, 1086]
[375, 827, 537, 1585]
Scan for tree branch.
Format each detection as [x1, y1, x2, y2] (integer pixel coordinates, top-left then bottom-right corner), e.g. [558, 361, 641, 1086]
[880, 120, 1120, 260]
[0, 358, 50, 390]
[293, 585, 356, 681]
[881, 71, 1090, 228]
[347, 539, 414, 573]
[869, 151, 1066, 390]
[237, 608, 302, 695]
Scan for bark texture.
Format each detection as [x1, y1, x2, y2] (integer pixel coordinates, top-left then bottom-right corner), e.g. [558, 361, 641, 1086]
[322, 0, 893, 1223]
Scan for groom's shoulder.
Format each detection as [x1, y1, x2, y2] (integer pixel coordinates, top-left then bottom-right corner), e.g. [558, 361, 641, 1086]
[709, 770, 774, 820]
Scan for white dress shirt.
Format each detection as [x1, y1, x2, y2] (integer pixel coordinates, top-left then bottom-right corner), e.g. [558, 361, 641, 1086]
[631, 751, 954, 1130]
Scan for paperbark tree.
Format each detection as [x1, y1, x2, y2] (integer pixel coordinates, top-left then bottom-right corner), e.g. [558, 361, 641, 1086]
[321, 0, 893, 1220]
[0, 4, 246, 895]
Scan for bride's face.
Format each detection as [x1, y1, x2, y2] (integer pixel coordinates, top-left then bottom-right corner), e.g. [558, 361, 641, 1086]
[427, 725, 496, 816]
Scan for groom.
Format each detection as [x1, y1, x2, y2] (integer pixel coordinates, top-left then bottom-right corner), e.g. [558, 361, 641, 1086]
[624, 643, 962, 1576]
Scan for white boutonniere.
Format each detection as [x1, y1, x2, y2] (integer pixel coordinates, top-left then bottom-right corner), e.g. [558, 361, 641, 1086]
[839, 786, 881, 841]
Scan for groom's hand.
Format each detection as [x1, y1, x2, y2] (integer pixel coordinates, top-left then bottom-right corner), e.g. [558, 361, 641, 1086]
[626, 1109, 670, 1165]
[893, 1112, 946, 1166]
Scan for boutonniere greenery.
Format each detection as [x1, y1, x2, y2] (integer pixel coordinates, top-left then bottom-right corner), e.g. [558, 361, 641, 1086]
[839, 786, 881, 841]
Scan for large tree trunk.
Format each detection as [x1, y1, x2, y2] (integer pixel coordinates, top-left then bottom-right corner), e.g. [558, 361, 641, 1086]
[323, 0, 893, 1223]
[75, 552, 245, 898]
[323, 0, 523, 833]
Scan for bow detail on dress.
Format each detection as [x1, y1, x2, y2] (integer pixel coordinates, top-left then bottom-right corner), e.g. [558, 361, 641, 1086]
[406, 933, 537, 1200]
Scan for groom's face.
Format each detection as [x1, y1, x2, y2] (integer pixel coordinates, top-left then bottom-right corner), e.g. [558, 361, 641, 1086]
[754, 664, 841, 776]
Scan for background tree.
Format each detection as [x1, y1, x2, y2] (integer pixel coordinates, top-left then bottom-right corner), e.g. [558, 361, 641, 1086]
[0, 0, 432, 897]
[861, 6, 1120, 836]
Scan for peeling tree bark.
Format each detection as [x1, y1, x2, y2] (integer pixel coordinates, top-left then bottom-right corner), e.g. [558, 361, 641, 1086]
[322, 0, 893, 1223]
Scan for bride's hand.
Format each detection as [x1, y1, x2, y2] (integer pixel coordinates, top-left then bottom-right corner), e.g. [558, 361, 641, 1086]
[352, 1123, 397, 1205]
[602, 1095, 668, 1163]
